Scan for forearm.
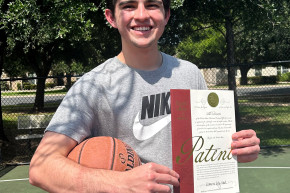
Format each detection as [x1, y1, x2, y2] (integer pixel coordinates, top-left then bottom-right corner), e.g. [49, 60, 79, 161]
[30, 152, 121, 193]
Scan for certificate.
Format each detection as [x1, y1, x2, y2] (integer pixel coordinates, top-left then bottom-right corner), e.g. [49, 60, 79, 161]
[171, 89, 239, 193]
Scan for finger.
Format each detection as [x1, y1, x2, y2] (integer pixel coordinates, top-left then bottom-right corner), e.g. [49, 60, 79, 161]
[154, 173, 180, 187]
[231, 136, 260, 149]
[232, 144, 260, 157]
[232, 129, 256, 140]
[147, 163, 180, 179]
[237, 152, 259, 163]
[146, 182, 172, 193]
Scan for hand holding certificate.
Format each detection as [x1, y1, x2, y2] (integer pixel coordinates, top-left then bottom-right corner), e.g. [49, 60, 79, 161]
[171, 89, 240, 193]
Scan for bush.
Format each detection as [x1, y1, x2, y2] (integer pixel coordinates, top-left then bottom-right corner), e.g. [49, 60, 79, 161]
[23, 82, 37, 90]
[17, 83, 22, 90]
[278, 72, 290, 82]
[23, 85, 31, 90]
[23, 82, 31, 90]
[248, 76, 277, 85]
[45, 82, 55, 89]
[31, 84, 37, 90]
[0, 82, 10, 90]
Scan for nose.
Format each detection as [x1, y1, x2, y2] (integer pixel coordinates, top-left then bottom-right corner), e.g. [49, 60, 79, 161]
[134, 4, 150, 21]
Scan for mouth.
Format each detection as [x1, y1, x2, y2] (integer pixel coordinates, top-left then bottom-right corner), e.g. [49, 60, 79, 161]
[132, 26, 152, 32]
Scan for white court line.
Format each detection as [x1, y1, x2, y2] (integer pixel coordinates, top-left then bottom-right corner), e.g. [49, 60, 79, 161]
[0, 178, 29, 183]
[238, 167, 290, 169]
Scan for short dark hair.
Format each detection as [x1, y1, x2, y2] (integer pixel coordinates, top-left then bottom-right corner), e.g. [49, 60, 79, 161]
[106, 0, 171, 16]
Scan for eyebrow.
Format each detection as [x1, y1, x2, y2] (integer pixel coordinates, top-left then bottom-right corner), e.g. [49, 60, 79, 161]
[118, 0, 163, 7]
[118, 0, 135, 7]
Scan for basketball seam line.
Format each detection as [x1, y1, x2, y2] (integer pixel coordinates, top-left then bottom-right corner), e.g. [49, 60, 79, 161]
[110, 137, 116, 170]
[78, 139, 90, 164]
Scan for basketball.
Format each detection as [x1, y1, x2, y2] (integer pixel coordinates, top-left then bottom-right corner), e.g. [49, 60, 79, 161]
[67, 136, 141, 171]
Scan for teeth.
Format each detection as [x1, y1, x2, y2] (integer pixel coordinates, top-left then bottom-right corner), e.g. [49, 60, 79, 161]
[133, 27, 151, 31]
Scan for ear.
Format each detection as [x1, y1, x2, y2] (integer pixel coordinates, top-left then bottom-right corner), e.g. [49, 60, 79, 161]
[105, 9, 118, 28]
[165, 9, 171, 25]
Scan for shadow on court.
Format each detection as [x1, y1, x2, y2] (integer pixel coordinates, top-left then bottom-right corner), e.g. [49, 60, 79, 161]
[239, 146, 290, 193]
[0, 146, 290, 193]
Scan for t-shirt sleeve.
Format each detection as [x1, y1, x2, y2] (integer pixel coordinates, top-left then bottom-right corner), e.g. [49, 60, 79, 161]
[45, 73, 98, 143]
[198, 69, 208, 90]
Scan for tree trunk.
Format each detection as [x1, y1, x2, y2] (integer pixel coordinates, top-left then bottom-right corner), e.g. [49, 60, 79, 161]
[0, 56, 8, 142]
[240, 65, 252, 85]
[33, 77, 46, 112]
[0, 29, 8, 142]
[31, 49, 53, 112]
[225, 16, 240, 124]
[66, 73, 72, 90]
[28, 45, 54, 112]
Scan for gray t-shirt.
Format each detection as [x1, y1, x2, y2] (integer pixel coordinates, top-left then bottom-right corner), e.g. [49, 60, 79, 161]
[46, 52, 207, 169]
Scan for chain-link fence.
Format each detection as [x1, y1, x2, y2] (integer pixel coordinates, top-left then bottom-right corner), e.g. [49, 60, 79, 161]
[0, 63, 290, 164]
[0, 75, 79, 164]
[201, 62, 290, 148]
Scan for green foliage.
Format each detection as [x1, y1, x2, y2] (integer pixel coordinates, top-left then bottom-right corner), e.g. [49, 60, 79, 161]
[17, 82, 22, 90]
[176, 26, 226, 67]
[52, 60, 85, 75]
[235, 1, 290, 63]
[247, 76, 277, 85]
[0, 81, 9, 91]
[1, 0, 102, 110]
[2, 0, 98, 53]
[171, 0, 185, 9]
[278, 72, 290, 82]
[23, 82, 36, 90]
[45, 82, 55, 89]
[3, 56, 31, 77]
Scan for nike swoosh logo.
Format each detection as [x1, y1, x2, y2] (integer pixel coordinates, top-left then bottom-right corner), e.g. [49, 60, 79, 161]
[133, 112, 171, 141]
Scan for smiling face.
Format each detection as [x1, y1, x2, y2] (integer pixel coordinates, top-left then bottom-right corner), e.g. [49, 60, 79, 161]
[105, 0, 170, 50]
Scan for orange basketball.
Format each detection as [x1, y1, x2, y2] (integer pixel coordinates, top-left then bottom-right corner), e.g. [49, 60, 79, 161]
[67, 136, 141, 171]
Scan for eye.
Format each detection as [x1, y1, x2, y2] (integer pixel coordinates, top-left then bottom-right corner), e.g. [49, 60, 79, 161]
[147, 3, 160, 9]
[123, 5, 134, 10]
[146, 1, 163, 10]
[120, 3, 136, 10]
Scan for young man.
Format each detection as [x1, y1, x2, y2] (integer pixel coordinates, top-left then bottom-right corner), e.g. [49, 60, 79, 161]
[29, 0, 260, 192]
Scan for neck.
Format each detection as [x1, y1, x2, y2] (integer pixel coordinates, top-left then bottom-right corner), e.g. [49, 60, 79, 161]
[117, 45, 162, 71]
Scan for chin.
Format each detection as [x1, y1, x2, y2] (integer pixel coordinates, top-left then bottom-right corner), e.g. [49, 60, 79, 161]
[132, 40, 156, 49]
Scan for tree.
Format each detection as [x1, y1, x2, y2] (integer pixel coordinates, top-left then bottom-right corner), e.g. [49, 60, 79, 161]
[2, 0, 99, 111]
[0, 0, 10, 141]
[235, 1, 290, 85]
[173, 0, 275, 122]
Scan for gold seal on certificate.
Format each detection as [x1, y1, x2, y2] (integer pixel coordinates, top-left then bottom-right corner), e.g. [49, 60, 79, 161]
[208, 92, 219, 107]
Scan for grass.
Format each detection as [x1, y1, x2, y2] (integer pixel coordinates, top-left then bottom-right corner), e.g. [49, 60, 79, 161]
[208, 82, 290, 89]
[2, 102, 60, 113]
[237, 95, 290, 147]
[238, 105, 290, 147]
[1, 88, 67, 96]
[239, 95, 290, 104]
